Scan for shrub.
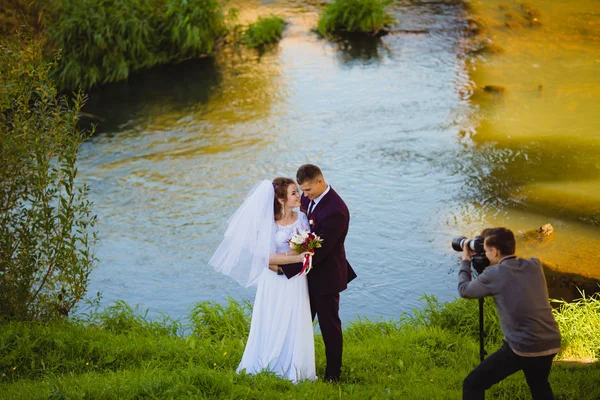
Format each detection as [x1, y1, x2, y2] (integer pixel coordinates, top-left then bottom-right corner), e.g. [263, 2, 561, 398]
[45, 0, 226, 90]
[0, 36, 97, 321]
[0, 0, 49, 36]
[243, 15, 287, 48]
[162, 0, 226, 58]
[317, 0, 395, 36]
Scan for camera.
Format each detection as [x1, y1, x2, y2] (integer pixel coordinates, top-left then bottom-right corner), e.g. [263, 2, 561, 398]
[451, 235, 490, 274]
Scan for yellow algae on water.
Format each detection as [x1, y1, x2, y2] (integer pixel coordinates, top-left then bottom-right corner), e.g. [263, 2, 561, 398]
[524, 180, 600, 218]
[464, 0, 600, 278]
[467, 0, 600, 147]
[467, 0, 600, 144]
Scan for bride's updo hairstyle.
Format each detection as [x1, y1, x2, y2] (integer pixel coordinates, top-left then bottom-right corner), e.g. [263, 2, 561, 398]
[272, 177, 295, 221]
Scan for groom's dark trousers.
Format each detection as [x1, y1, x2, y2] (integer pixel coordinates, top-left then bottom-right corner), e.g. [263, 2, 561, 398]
[282, 187, 356, 381]
[310, 293, 343, 379]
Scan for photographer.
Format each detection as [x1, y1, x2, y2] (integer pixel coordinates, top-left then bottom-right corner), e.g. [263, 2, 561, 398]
[458, 227, 561, 400]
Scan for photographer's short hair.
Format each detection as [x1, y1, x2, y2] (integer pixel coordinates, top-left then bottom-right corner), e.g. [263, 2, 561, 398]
[296, 164, 323, 185]
[482, 227, 516, 256]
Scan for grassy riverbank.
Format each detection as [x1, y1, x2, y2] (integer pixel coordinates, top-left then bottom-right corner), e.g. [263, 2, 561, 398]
[1, 296, 598, 399]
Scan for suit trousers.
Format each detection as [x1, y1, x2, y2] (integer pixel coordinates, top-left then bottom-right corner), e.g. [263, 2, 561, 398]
[463, 342, 556, 400]
[310, 293, 342, 381]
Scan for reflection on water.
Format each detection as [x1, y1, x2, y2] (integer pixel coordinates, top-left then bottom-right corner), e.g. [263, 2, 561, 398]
[331, 36, 391, 66]
[77, 0, 599, 321]
[82, 58, 221, 134]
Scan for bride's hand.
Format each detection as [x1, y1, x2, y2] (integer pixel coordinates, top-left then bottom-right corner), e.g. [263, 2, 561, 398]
[298, 251, 312, 262]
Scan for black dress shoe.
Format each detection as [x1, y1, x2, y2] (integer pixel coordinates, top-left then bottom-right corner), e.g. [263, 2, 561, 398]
[323, 376, 339, 383]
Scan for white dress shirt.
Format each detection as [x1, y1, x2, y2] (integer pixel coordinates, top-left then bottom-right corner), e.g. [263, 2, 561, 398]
[308, 184, 330, 214]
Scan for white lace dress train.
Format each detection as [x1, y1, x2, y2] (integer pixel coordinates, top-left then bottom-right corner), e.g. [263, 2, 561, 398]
[237, 212, 316, 383]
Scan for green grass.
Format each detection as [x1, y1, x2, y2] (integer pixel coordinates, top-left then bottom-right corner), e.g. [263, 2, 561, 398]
[1, 295, 599, 399]
[243, 16, 287, 49]
[552, 292, 600, 360]
[317, 0, 396, 36]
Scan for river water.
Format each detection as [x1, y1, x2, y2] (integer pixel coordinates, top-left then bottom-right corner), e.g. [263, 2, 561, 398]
[79, 0, 600, 323]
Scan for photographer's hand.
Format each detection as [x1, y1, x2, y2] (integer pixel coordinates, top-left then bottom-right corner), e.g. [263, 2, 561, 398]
[462, 243, 475, 261]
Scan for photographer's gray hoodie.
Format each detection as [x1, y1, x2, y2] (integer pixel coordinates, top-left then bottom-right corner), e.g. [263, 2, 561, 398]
[458, 256, 561, 354]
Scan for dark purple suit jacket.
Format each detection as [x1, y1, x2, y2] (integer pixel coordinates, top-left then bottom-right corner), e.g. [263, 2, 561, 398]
[282, 187, 357, 295]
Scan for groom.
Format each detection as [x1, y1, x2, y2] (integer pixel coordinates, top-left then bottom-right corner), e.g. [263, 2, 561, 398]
[281, 164, 357, 382]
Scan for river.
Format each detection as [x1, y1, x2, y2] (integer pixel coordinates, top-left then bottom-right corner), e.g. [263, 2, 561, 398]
[78, 0, 600, 323]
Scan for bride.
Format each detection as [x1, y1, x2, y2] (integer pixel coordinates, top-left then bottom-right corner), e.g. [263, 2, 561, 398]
[209, 178, 317, 383]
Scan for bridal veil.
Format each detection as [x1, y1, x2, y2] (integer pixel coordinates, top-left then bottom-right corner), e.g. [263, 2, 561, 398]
[209, 180, 275, 287]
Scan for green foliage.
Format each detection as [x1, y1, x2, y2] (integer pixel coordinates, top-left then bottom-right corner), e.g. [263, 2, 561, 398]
[0, 36, 97, 321]
[0, 298, 599, 399]
[162, 0, 225, 57]
[45, 0, 226, 90]
[0, 0, 49, 36]
[243, 16, 287, 49]
[317, 0, 396, 36]
[553, 291, 600, 359]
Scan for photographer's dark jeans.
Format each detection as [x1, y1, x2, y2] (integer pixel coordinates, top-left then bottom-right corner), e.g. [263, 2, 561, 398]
[463, 342, 556, 400]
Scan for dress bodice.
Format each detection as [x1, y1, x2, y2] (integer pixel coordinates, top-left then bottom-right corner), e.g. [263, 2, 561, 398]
[273, 212, 310, 254]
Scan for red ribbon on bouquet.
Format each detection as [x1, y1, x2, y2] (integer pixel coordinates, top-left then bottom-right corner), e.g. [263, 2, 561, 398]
[298, 250, 315, 276]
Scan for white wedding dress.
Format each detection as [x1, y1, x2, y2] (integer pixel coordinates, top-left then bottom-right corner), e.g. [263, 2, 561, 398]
[237, 212, 317, 383]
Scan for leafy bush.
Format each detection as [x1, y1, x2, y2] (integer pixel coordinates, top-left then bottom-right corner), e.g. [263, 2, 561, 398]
[45, 0, 226, 90]
[163, 0, 225, 57]
[0, 36, 97, 321]
[243, 15, 287, 48]
[0, 0, 49, 36]
[317, 0, 395, 36]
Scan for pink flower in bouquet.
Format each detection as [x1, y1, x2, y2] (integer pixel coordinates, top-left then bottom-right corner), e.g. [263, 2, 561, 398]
[288, 230, 323, 254]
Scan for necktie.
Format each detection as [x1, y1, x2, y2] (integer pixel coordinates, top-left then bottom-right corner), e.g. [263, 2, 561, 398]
[308, 200, 315, 216]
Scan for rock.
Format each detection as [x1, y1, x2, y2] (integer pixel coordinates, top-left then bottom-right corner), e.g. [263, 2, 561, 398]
[521, 3, 542, 26]
[464, 18, 485, 36]
[536, 223, 554, 236]
[482, 85, 506, 94]
[467, 38, 504, 55]
[521, 3, 542, 19]
[505, 20, 521, 29]
[518, 223, 554, 245]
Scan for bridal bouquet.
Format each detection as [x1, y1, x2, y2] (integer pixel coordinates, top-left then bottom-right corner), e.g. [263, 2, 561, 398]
[288, 231, 323, 275]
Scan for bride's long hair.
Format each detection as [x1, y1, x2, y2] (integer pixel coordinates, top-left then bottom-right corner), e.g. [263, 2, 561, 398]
[273, 177, 295, 221]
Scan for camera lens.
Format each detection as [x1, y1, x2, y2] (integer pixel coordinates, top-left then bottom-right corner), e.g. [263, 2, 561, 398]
[451, 236, 467, 252]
